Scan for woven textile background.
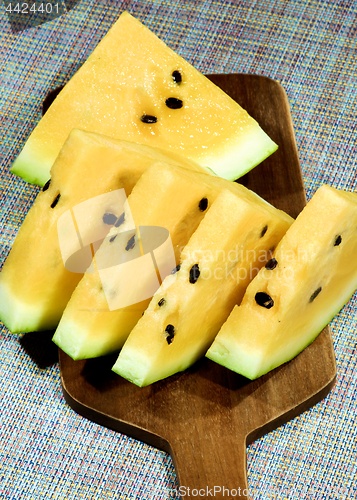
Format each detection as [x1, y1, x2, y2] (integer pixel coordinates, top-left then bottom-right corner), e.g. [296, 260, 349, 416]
[0, 1, 356, 499]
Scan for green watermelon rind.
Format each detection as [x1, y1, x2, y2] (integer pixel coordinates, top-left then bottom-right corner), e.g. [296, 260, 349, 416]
[10, 149, 53, 187]
[0, 281, 60, 333]
[199, 125, 278, 182]
[206, 272, 357, 381]
[11, 123, 277, 187]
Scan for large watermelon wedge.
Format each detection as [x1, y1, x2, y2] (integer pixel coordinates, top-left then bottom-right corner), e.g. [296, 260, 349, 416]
[113, 188, 293, 387]
[207, 185, 357, 380]
[11, 11, 277, 186]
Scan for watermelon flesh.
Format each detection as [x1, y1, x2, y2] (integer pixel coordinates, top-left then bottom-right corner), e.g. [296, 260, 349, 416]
[52, 162, 219, 359]
[112, 188, 293, 387]
[11, 11, 277, 186]
[206, 185, 357, 380]
[53, 163, 292, 360]
[0, 129, 204, 333]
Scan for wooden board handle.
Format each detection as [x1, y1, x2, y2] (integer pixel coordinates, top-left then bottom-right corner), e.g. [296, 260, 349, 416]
[171, 434, 249, 499]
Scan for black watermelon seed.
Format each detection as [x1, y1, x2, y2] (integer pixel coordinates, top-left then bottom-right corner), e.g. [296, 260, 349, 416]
[198, 197, 208, 211]
[309, 286, 322, 303]
[165, 324, 175, 344]
[334, 235, 342, 246]
[125, 235, 136, 251]
[260, 225, 268, 237]
[172, 70, 182, 84]
[114, 212, 125, 227]
[50, 193, 61, 208]
[165, 324, 175, 335]
[171, 264, 181, 274]
[42, 179, 51, 192]
[255, 292, 274, 309]
[102, 213, 117, 225]
[166, 335, 174, 345]
[265, 258, 278, 270]
[165, 97, 183, 109]
[158, 298, 166, 307]
[109, 235, 117, 243]
[189, 264, 200, 284]
[141, 114, 158, 124]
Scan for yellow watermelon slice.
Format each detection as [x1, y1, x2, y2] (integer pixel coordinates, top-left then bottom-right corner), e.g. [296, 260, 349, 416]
[207, 185, 357, 380]
[11, 11, 277, 186]
[0, 129, 204, 333]
[112, 188, 293, 386]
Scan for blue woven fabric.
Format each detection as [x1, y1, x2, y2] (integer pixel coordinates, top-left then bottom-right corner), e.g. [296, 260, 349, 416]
[1, 1, 356, 499]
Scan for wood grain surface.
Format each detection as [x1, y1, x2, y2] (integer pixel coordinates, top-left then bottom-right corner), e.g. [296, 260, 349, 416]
[59, 74, 336, 499]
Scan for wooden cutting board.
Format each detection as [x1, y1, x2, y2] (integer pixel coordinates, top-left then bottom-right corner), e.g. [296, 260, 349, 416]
[59, 74, 336, 499]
